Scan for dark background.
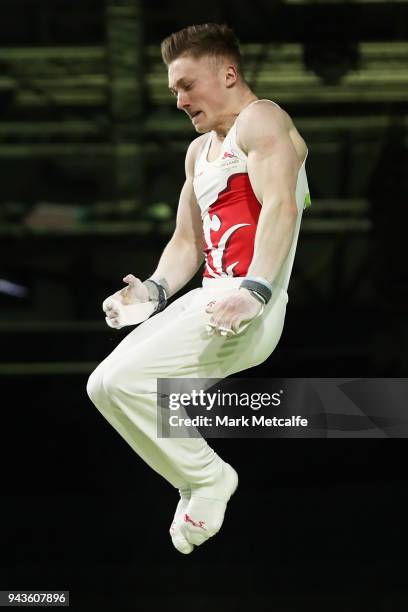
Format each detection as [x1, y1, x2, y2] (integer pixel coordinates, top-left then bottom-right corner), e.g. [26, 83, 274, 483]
[0, 0, 407, 610]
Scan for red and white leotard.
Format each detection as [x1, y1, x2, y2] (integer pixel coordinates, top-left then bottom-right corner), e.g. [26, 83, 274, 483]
[193, 99, 311, 291]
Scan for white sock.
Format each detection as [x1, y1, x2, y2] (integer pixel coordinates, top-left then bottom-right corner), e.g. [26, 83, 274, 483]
[180, 462, 238, 547]
[170, 487, 194, 554]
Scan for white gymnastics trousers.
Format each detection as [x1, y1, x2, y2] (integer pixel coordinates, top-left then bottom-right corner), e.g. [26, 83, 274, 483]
[86, 277, 288, 490]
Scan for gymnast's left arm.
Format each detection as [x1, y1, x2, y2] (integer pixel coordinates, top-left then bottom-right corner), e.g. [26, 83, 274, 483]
[205, 103, 301, 333]
[241, 102, 300, 285]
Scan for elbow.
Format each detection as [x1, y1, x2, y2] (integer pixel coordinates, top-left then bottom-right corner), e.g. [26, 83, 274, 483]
[264, 195, 298, 224]
[281, 199, 298, 225]
[172, 232, 204, 263]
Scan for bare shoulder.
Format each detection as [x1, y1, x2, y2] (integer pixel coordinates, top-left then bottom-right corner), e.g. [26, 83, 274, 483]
[237, 100, 307, 163]
[185, 133, 209, 177]
[237, 101, 288, 144]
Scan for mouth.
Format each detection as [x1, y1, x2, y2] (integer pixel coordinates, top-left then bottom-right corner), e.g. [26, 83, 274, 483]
[191, 111, 203, 121]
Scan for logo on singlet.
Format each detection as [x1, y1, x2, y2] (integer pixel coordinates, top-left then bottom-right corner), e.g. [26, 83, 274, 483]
[219, 150, 239, 170]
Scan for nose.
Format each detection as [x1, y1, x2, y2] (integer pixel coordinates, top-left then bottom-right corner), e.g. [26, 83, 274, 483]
[176, 91, 190, 111]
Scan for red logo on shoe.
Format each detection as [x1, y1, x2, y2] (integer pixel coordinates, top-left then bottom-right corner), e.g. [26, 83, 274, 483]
[184, 513, 206, 530]
[222, 151, 235, 159]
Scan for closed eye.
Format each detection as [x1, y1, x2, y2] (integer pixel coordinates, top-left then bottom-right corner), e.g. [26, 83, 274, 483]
[169, 82, 195, 96]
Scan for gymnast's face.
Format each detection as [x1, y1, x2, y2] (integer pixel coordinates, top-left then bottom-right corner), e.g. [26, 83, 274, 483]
[168, 53, 238, 134]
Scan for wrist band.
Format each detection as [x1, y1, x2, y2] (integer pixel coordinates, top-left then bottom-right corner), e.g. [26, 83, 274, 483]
[245, 289, 267, 305]
[245, 276, 273, 292]
[240, 277, 272, 305]
[143, 279, 168, 313]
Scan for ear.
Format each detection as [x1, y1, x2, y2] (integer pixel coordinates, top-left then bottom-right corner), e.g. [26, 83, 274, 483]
[225, 63, 238, 88]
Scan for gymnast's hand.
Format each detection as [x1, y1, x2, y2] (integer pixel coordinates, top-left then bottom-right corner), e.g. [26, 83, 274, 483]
[103, 274, 153, 329]
[205, 288, 263, 336]
[116, 274, 149, 305]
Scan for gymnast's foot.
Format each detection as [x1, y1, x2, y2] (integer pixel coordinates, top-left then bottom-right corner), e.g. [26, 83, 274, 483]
[180, 462, 238, 548]
[170, 487, 193, 554]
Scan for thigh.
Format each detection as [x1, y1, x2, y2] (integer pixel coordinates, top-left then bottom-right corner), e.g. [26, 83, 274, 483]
[94, 288, 201, 375]
[104, 286, 288, 386]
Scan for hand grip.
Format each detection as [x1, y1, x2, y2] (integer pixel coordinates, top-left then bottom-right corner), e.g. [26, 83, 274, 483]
[103, 298, 156, 329]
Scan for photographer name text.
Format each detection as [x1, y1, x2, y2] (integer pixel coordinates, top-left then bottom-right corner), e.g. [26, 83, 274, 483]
[168, 414, 308, 428]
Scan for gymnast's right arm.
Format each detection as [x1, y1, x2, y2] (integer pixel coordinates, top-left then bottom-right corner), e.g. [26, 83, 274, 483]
[103, 138, 205, 326]
[147, 137, 205, 298]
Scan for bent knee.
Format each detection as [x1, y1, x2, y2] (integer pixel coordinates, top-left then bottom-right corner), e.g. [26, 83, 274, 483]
[102, 367, 154, 400]
[86, 367, 105, 406]
[102, 370, 133, 399]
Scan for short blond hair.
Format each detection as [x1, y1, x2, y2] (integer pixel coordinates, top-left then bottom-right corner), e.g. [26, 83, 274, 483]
[161, 23, 244, 78]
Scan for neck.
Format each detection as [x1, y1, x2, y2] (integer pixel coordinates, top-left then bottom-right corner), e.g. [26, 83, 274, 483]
[213, 89, 258, 139]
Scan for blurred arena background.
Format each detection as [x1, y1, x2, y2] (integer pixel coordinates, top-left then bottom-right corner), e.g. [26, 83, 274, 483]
[0, 1, 407, 610]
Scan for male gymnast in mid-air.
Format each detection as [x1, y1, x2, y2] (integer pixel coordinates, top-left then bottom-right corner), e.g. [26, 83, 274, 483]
[87, 23, 310, 554]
